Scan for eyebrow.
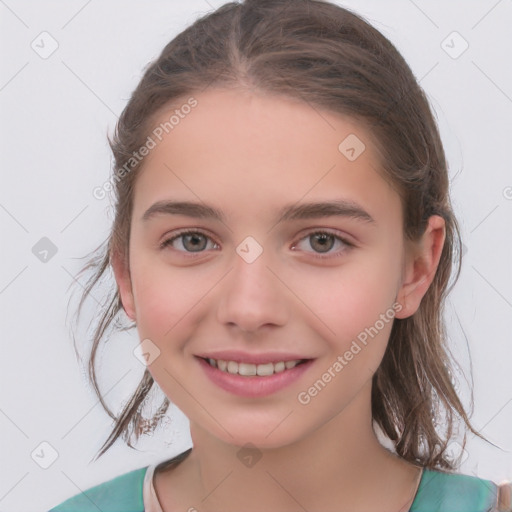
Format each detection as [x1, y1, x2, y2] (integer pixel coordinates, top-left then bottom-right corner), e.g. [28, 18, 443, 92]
[142, 199, 376, 224]
[141, 199, 376, 225]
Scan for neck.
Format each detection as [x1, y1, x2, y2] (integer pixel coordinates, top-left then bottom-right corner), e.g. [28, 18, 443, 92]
[159, 381, 422, 512]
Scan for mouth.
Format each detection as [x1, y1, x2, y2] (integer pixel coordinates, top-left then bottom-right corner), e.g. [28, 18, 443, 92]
[196, 355, 315, 397]
[200, 357, 310, 377]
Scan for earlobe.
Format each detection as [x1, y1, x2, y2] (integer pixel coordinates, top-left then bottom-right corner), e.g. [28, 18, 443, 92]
[111, 249, 136, 321]
[394, 215, 446, 320]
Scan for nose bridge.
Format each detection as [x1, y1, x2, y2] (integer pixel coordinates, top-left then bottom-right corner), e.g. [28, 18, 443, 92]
[233, 240, 272, 293]
[216, 236, 288, 331]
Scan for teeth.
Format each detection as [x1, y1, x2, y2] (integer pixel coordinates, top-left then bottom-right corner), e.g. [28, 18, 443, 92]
[239, 362, 257, 376]
[256, 362, 274, 376]
[274, 361, 285, 373]
[206, 358, 303, 376]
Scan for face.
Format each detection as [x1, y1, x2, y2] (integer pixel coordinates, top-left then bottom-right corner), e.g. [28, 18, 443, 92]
[114, 88, 431, 449]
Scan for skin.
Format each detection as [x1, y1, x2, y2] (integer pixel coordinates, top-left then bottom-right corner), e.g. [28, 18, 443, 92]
[113, 87, 446, 512]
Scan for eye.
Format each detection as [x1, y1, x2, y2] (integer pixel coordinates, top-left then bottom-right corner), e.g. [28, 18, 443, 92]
[291, 230, 354, 259]
[159, 229, 354, 259]
[160, 230, 219, 254]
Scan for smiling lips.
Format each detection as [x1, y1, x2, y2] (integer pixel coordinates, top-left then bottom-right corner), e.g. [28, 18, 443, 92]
[197, 355, 314, 398]
[196, 352, 314, 397]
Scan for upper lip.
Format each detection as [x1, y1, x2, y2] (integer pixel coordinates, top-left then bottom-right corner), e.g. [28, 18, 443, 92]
[196, 351, 312, 365]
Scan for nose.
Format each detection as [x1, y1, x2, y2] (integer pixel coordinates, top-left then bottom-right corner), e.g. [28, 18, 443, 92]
[215, 246, 289, 333]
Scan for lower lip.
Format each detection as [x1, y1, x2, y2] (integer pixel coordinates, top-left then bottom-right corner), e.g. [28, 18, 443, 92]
[197, 357, 315, 398]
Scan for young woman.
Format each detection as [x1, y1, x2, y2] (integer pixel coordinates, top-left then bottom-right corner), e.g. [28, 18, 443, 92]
[49, 0, 511, 510]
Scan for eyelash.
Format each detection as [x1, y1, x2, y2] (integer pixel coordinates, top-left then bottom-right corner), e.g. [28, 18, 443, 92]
[159, 229, 355, 260]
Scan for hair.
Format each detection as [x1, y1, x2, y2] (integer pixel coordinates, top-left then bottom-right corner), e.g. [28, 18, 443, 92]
[74, 0, 489, 468]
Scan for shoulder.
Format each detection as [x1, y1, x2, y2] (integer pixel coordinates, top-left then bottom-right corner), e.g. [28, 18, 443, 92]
[411, 468, 500, 512]
[47, 465, 148, 512]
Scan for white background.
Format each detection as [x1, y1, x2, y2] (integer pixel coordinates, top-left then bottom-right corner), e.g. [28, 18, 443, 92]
[0, 0, 511, 510]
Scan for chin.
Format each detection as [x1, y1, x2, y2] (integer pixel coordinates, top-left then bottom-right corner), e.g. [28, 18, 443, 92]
[203, 419, 309, 453]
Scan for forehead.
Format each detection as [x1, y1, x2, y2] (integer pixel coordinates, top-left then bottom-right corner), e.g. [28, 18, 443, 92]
[133, 88, 401, 226]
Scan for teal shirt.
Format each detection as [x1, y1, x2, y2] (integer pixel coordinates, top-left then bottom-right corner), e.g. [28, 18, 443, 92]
[48, 464, 499, 512]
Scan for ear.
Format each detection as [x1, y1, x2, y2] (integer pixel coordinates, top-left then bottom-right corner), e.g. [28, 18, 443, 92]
[394, 215, 446, 320]
[111, 249, 136, 321]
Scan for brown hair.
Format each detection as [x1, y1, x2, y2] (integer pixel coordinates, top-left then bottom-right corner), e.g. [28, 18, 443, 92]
[74, 0, 488, 468]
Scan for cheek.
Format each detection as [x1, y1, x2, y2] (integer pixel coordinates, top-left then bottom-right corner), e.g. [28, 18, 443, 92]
[290, 253, 401, 372]
[129, 258, 205, 341]
[293, 266, 401, 411]
[297, 255, 400, 328]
